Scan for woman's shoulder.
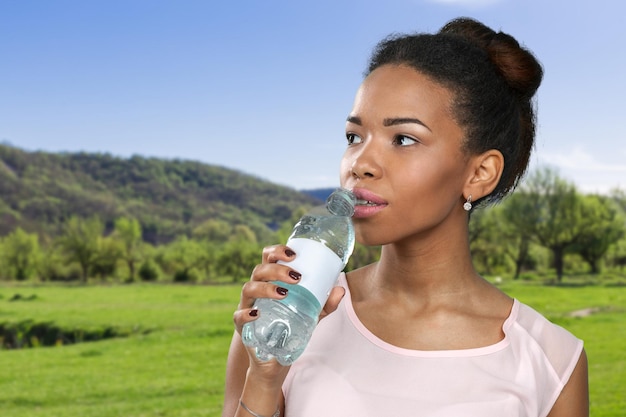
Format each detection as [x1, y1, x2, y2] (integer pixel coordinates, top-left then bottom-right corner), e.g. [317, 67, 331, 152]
[513, 301, 581, 345]
[511, 300, 584, 375]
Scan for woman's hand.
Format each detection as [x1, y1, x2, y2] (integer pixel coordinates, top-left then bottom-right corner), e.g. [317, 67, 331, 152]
[234, 243, 345, 361]
[223, 244, 346, 417]
[233, 244, 301, 335]
[234, 243, 345, 334]
[231, 245, 300, 386]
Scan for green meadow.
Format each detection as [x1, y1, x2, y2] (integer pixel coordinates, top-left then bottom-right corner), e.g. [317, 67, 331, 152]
[1, 280, 624, 417]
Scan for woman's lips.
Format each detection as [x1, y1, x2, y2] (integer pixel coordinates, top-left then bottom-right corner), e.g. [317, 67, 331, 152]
[352, 188, 388, 218]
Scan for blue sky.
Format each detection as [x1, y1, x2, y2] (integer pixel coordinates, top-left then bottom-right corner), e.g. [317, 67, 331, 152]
[1, 0, 625, 192]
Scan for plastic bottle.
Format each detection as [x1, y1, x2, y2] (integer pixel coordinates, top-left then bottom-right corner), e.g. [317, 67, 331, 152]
[242, 188, 356, 365]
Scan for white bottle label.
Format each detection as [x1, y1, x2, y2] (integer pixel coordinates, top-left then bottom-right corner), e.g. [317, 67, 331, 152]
[278, 238, 344, 306]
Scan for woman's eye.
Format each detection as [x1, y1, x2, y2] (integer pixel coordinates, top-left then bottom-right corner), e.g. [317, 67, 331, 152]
[346, 133, 362, 145]
[393, 135, 418, 146]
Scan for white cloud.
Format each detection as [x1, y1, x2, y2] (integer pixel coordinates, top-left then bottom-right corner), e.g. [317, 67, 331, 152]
[539, 146, 626, 173]
[535, 146, 626, 194]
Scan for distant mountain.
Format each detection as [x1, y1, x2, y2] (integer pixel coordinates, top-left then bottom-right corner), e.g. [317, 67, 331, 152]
[300, 188, 336, 202]
[0, 144, 322, 244]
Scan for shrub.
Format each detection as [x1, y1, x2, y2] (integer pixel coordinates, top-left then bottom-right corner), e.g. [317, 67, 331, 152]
[173, 269, 199, 283]
[138, 260, 161, 282]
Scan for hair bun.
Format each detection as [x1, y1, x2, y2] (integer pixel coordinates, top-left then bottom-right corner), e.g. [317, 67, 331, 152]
[440, 18, 543, 99]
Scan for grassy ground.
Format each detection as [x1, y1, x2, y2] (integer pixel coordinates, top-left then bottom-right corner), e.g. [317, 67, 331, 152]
[1, 284, 235, 416]
[0, 280, 624, 416]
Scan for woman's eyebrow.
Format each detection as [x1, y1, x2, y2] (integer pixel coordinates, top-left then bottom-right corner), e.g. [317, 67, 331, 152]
[346, 115, 362, 125]
[346, 115, 431, 132]
[383, 117, 431, 132]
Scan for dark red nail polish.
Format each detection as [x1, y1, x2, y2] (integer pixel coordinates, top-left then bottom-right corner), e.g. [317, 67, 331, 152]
[276, 287, 288, 296]
[289, 270, 301, 281]
[249, 309, 259, 317]
[285, 249, 296, 257]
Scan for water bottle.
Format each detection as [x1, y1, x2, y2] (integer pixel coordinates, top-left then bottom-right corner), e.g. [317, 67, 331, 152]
[242, 188, 356, 365]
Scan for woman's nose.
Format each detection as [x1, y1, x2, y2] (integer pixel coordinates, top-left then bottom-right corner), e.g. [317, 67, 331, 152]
[350, 144, 381, 180]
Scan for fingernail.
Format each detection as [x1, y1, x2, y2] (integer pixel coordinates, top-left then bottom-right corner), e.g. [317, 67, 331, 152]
[276, 287, 288, 296]
[289, 270, 301, 281]
[249, 309, 259, 317]
[285, 249, 296, 257]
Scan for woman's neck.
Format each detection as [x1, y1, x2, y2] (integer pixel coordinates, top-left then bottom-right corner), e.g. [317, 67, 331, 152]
[358, 224, 487, 306]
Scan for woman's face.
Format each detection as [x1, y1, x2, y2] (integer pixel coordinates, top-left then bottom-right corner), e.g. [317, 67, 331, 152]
[340, 64, 472, 246]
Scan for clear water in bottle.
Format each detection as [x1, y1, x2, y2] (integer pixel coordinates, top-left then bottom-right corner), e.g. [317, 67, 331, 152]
[243, 283, 320, 365]
[242, 188, 355, 365]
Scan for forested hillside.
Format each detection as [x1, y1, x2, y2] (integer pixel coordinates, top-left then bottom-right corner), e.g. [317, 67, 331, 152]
[0, 143, 321, 244]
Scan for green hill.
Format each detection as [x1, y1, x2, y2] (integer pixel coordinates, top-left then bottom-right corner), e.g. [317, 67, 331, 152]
[0, 143, 321, 244]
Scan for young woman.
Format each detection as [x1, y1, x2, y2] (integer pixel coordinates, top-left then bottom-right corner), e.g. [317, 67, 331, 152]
[223, 17, 588, 417]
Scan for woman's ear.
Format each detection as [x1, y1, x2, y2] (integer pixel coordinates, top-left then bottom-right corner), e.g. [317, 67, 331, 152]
[464, 149, 504, 201]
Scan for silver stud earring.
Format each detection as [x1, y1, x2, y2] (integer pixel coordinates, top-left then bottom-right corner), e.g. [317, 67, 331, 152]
[463, 195, 472, 211]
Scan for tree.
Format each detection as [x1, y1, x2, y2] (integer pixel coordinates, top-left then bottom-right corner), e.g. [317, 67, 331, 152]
[609, 188, 626, 213]
[38, 244, 71, 281]
[231, 224, 257, 244]
[192, 219, 232, 242]
[469, 207, 509, 276]
[91, 236, 123, 280]
[1, 227, 40, 280]
[0, 238, 4, 279]
[57, 216, 104, 282]
[215, 224, 262, 282]
[608, 238, 626, 271]
[520, 167, 585, 282]
[216, 239, 260, 282]
[112, 217, 144, 280]
[498, 192, 537, 279]
[162, 236, 205, 282]
[193, 240, 220, 281]
[571, 195, 625, 273]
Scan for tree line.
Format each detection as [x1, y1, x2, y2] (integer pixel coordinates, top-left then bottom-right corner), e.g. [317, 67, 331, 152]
[1, 167, 625, 284]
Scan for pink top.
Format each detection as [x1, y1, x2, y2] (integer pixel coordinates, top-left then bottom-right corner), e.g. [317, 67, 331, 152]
[283, 273, 583, 417]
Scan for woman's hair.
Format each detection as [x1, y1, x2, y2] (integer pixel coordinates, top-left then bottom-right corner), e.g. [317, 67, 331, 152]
[366, 17, 543, 205]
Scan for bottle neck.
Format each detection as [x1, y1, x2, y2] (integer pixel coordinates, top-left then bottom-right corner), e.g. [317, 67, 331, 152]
[326, 188, 355, 217]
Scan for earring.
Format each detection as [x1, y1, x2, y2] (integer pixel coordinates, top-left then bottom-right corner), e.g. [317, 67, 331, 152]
[463, 195, 472, 211]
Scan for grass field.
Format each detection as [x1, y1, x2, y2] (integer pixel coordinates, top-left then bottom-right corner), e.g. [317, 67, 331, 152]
[1, 280, 624, 416]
